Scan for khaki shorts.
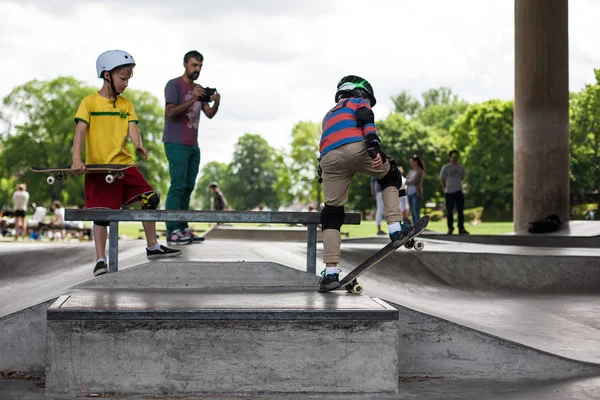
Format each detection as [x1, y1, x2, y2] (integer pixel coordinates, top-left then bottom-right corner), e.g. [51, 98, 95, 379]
[320, 141, 402, 263]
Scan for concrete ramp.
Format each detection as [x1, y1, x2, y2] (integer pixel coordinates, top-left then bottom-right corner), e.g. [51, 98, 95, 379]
[393, 302, 600, 380]
[335, 240, 600, 365]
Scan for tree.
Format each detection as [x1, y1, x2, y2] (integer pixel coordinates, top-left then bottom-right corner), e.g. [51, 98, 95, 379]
[377, 113, 450, 206]
[449, 100, 514, 214]
[289, 121, 321, 207]
[570, 69, 600, 204]
[0, 77, 96, 207]
[228, 134, 280, 210]
[390, 91, 421, 118]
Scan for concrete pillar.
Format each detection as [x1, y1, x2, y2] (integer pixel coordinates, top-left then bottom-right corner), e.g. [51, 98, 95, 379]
[514, 0, 569, 233]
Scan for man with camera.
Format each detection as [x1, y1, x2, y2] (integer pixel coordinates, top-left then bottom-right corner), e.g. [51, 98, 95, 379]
[163, 50, 220, 245]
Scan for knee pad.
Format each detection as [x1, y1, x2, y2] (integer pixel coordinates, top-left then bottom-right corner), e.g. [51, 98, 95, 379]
[94, 220, 109, 227]
[140, 192, 160, 210]
[320, 204, 345, 231]
[377, 163, 402, 191]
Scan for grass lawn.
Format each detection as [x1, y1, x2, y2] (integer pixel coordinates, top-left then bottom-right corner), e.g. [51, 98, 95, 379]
[1, 217, 513, 242]
[114, 220, 514, 240]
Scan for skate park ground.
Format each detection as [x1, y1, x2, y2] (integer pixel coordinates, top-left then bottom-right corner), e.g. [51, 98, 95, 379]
[1, 223, 600, 399]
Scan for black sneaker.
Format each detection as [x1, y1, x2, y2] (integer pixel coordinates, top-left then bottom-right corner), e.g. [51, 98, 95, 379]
[93, 260, 108, 277]
[166, 229, 192, 245]
[389, 224, 414, 243]
[459, 229, 470, 235]
[183, 228, 205, 243]
[318, 270, 341, 292]
[146, 245, 182, 260]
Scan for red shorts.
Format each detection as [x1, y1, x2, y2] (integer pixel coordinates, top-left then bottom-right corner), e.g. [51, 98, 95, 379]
[85, 167, 154, 209]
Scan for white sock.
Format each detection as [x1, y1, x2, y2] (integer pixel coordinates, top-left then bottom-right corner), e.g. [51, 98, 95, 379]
[148, 243, 162, 251]
[388, 222, 401, 233]
[326, 266, 338, 275]
[97, 258, 107, 264]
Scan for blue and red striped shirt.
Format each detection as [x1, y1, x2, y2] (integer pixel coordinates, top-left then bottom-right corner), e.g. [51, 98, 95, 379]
[320, 98, 377, 157]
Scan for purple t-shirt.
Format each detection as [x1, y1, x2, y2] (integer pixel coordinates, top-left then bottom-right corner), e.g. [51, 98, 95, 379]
[163, 77, 207, 146]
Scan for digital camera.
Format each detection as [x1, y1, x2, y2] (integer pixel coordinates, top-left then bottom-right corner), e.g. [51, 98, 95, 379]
[199, 87, 217, 102]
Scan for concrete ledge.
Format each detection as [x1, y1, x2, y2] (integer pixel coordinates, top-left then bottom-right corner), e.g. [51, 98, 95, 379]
[46, 290, 399, 395]
[47, 318, 398, 395]
[47, 289, 399, 321]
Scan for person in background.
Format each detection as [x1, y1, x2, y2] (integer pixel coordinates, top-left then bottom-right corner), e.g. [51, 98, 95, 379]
[209, 182, 227, 211]
[440, 150, 469, 235]
[12, 183, 29, 239]
[406, 154, 426, 226]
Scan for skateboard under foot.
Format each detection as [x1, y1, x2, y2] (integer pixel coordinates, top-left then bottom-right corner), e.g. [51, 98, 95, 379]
[338, 215, 430, 295]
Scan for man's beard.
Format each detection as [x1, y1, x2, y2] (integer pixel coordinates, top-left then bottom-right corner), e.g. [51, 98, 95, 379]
[187, 71, 200, 81]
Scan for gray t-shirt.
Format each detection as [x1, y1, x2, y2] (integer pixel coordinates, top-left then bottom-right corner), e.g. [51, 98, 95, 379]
[440, 163, 465, 193]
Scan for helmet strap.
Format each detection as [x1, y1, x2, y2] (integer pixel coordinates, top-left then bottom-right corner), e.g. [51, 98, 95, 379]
[104, 71, 120, 108]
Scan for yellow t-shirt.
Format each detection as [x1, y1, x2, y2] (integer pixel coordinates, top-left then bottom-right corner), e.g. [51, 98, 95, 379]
[74, 93, 139, 165]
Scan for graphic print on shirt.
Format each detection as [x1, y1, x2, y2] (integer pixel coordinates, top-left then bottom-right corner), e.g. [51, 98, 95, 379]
[184, 90, 203, 130]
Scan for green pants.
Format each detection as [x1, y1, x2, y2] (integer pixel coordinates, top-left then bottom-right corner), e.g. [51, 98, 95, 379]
[164, 142, 200, 234]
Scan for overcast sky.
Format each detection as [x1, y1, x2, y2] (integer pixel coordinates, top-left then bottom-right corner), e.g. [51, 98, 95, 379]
[1, 0, 599, 168]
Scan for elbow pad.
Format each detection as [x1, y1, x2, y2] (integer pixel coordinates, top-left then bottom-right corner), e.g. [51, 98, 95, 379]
[356, 106, 375, 127]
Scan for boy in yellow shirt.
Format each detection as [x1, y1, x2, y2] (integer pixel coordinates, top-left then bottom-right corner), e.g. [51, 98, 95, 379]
[72, 50, 181, 277]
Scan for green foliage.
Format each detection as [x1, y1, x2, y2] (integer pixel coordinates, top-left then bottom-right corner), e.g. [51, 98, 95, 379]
[273, 150, 294, 206]
[570, 69, 600, 201]
[450, 100, 514, 212]
[227, 133, 280, 210]
[0, 176, 16, 209]
[0, 77, 96, 207]
[378, 113, 450, 205]
[289, 121, 321, 206]
[390, 91, 421, 117]
[570, 203, 598, 220]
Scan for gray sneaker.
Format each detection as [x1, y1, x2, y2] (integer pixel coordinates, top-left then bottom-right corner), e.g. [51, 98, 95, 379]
[167, 229, 192, 245]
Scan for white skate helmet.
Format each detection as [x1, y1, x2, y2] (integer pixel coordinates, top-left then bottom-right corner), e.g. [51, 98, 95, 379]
[96, 50, 136, 78]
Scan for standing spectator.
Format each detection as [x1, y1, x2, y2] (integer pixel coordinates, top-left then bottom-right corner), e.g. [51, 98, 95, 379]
[209, 182, 227, 211]
[406, 154, 426, 225]
[370, 176, 385, 235]
[163, 50, 220, 244]
[440, 150, 469, 235]
[12, 183, 29, 239]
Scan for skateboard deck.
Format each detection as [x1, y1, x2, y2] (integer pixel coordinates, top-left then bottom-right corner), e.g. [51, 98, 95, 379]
[337, 215, 430, 295]
[31, 162, 142, 185]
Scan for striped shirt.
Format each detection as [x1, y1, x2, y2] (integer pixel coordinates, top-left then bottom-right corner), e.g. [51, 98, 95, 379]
[320, 98, 377, 157]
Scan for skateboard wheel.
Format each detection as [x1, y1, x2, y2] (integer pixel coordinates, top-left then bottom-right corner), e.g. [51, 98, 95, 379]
[105, 174, 115, 184]
[352, 284, 364, 295]
[404, 239, 414, 249]
[345, 285, 353, 293]
[47, 176, 55, 185]
[414, 240, 425, 251]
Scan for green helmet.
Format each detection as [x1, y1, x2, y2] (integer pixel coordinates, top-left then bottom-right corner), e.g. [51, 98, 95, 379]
[335, 75, 377, 106]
